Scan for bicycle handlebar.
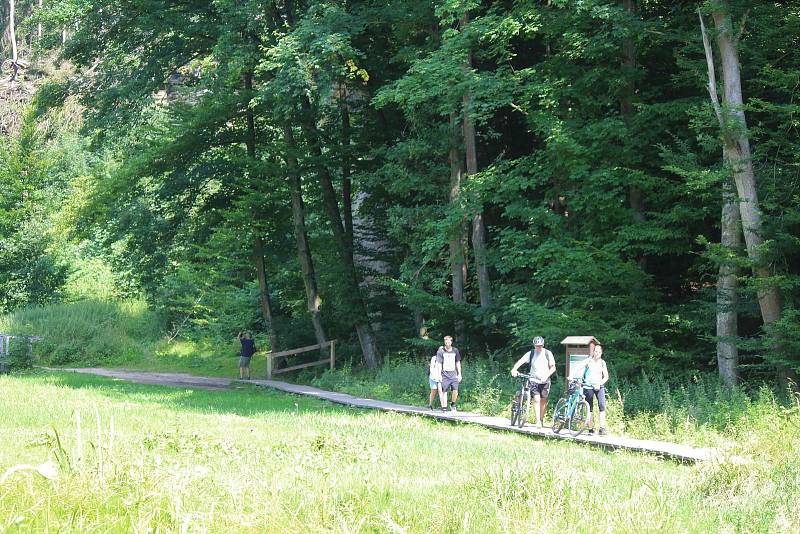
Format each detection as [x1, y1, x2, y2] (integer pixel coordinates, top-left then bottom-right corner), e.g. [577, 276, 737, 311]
[513, 372, 547, 384]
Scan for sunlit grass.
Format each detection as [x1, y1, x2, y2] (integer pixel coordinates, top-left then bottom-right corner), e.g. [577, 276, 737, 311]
[0, 371, 798, 532]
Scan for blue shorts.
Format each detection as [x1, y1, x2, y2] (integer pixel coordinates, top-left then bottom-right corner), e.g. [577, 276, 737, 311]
[429, 378, 442, 389]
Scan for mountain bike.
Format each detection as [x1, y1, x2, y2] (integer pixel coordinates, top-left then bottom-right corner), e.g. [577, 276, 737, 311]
[509, 373, 535, 428]
[552, 378, 591, 437]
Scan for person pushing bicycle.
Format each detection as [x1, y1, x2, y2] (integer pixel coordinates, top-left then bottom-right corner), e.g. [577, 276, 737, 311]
[580, 343, 609, 435]
[510, 336, 555, 428]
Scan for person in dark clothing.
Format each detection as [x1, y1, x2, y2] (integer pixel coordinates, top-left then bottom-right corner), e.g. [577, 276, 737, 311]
[236, 332, 256, 380]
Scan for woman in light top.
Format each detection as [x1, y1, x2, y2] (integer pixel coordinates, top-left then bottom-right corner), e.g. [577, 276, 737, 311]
[582, 344, 609, 436]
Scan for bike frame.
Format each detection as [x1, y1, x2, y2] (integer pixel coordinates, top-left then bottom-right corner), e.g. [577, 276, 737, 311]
[510, 373, 535, 424]
[561, 380, 585, 420]
[515, 374, 535, 400]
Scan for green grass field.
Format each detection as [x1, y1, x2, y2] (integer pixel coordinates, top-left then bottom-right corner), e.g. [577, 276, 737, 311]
[1, 371, 798, 532]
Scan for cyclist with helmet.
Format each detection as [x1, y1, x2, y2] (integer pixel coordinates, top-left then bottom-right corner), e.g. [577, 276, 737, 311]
[510, 336, 556, 428]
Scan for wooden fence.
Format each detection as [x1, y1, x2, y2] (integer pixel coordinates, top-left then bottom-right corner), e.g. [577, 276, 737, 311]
[265, 340, 336, 380]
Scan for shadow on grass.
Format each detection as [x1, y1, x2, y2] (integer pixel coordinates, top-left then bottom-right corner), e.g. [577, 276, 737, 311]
[21, 370, 370, 420]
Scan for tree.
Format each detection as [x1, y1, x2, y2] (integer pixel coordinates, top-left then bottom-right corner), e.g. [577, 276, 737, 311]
[699, 4, 783, 361]
[717, 163, 740, 386]
[461, 11, 492, 310]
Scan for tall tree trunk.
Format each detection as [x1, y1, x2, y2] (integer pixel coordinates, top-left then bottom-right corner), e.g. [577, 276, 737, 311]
[254, 237, 280, 353]
[273, 0, 364, 360]
[448, 111, 467, 343]
[700, 8, 783, 326]
[297, 98, 381, 368]
[717, 162, 740, 387]
[243, 72, 280, 353]
[461, 13, 492, 309]
[282, 125, 328, 349]
[620, 0, 647, 269]
[8, 0, 19, 80]
[710, 9, 782, 326]
[700, 6, 786, 379]
[37, 0, 42, 40]
[243, 72, 256, 158]
[339, 83, 354, 244]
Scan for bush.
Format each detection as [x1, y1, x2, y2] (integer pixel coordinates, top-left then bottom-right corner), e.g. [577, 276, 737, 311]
[0, 299, 163, 366]
[8, 338, 33, 370]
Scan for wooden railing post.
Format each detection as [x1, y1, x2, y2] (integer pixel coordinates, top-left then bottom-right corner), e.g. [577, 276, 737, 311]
[262, 340, 336, 379]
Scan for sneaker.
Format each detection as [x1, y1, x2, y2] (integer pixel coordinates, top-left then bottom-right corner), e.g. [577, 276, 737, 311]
[450, 405, 458, 412]
[535, 422, 543, 429]
[428, 404, 433, 411]
[598, 428, 607, 436]
[439, 407, 449, 412]
[587, 428, 595, 436]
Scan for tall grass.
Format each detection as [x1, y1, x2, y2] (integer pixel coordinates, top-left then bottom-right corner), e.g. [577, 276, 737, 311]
[312, 357, 797, 447]
[0, 371, 797, 532]
[0, 298, 266, 377]
[0, 299, 162, 366]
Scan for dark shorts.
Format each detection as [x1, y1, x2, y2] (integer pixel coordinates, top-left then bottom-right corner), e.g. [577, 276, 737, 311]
[529, 380, 551, 399]
[239, 355, 252, 368]
[584, 386, 606, 412]
[441, 374, 460, 392]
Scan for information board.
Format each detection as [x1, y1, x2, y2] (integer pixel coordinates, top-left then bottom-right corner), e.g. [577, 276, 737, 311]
[568, 353, 590, 379]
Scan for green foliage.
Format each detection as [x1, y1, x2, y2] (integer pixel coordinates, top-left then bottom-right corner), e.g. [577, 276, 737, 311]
[7, 339, 34, 371]
[0, 0, 795, 380]
[0, 299, 162, 366]
[0, 222, 68, 313]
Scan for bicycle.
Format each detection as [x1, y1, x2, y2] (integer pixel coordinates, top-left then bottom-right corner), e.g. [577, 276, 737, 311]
[552, 378, 591, 437]
[509, 373, 537, 428]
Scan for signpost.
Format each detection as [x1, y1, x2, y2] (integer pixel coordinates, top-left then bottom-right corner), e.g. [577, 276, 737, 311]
[560, 336, 599, 385]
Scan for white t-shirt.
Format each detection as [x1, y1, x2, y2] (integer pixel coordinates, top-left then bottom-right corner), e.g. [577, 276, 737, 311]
[583, 358, 607, 388]
[436, 346, 461, 377]
[429, 356, 441, 381]
[525, 349, 555, 382]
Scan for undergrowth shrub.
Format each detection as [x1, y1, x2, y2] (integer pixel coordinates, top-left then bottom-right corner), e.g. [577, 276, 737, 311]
[8, 339, 33, 370]
[311, 359, 799, 446]
[0, 299, 163, 365]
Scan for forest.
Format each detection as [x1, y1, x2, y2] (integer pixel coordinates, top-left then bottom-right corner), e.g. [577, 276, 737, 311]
[2, 0, 799, 386]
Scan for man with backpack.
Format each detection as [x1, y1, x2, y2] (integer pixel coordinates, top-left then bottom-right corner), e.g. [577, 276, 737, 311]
[436, 335, 462, 411]
[510, 336, 556, 428]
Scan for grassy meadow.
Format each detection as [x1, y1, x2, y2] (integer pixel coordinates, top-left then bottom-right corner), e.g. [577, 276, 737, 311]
[0, 370, 799, 533]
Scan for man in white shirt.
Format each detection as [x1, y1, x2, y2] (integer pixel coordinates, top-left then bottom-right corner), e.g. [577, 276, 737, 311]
[510, 336, 556, 428]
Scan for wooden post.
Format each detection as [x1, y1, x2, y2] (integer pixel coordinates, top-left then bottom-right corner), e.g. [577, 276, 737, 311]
[266, 352, 273, 380]
[330, 339, 336, 371]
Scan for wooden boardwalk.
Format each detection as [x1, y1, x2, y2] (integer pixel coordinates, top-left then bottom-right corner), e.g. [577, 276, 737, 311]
[56, 368, 713, 463]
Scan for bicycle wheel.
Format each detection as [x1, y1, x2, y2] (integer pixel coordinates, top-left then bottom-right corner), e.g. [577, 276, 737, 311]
[551, 398, 568, 434]
[510, 392, 520, 426]
[517, 390, 530, 428]
[567, 399, 590, 437]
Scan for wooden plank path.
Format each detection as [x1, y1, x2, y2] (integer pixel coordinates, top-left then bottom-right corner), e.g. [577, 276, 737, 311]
[55, 368, 713, 463]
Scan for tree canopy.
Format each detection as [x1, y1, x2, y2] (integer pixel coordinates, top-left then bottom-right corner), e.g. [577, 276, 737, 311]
[2, 0, 799, 381]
